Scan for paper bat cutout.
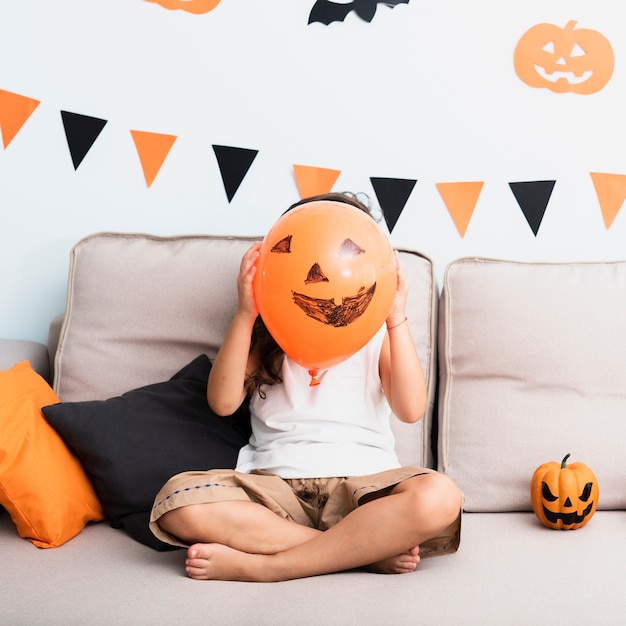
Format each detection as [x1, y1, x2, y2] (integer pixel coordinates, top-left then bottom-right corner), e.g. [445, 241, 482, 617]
[308, 0, 409, 25]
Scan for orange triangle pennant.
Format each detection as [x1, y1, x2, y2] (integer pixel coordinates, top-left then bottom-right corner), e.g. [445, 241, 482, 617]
[130, 130, 177, 187]
[590, 172, 626, 229]
[436, 181, 484, 238]
[293, 164, 341, 199]
[0, 89, 41, 149]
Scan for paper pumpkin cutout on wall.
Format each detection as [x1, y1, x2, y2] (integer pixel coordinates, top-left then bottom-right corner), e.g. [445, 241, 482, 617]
[144, 0, 221, 14]
[514, 20, 614, 95]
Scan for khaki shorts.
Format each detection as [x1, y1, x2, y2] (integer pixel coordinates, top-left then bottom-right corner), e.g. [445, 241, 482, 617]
[150, 467, 460, 558]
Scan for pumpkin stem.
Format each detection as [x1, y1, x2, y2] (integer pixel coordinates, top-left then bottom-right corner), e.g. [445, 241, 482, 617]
[561, 453, 571, 468]
[565, 20, 578, 32]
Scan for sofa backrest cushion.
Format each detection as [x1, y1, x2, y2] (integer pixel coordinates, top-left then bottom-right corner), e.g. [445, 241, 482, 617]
[438, 257, 626, 512]
[54, 233, 437, 468]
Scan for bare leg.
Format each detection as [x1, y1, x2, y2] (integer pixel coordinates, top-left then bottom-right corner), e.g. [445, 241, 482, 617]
[158, 500, 320, 555]
[160, 498, 422, 574]
[184, 473, 462, 581]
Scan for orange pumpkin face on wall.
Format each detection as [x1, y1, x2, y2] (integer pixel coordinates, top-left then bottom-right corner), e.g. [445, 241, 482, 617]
[514, 20, 614, 95]
[144, 0, 221, 15]
[253, 201, 397, 384]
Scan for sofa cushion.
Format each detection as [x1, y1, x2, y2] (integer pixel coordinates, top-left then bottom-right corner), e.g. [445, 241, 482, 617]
[53, 233, 438, 469]
[42, 355, 250, 550]
[0, 361, 104, 548]
[54, 233, 260, 402]
[438, 258, 626, 512]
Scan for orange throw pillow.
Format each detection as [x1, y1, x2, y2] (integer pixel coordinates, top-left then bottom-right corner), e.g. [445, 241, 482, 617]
[0, 361, 104, 547]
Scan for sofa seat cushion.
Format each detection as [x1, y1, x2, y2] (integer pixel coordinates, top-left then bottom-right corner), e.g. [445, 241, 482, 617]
[439, 258, 626, 512]
[2, 510, 625, 624]
[52, 233, 438, 469]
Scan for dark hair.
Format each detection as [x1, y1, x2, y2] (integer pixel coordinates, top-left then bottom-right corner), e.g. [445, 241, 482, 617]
[245, 192, 378, 397]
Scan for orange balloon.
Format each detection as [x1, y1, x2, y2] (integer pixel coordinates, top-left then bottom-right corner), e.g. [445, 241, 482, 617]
[253, 200, 397, 384]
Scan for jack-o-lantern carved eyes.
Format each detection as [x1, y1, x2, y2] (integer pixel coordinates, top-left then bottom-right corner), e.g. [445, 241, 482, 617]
[541, 481, 594, 504]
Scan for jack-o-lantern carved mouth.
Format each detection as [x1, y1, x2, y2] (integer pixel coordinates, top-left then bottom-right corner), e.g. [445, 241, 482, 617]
[292, 283, 376, 327]
[542, 501, 594, 526]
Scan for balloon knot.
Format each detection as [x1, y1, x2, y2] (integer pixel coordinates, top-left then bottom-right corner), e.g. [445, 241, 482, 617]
[308, 369, 321, 386]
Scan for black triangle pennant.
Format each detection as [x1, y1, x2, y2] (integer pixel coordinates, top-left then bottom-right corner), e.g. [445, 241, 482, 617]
[509, 180, 556, 236]
[60, 111, 108, 170]
[370, 177, 417, 232]
[212, 145, 259, 202]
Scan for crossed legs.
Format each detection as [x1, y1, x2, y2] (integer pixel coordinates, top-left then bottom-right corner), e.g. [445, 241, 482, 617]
[157, 472, 462, 582]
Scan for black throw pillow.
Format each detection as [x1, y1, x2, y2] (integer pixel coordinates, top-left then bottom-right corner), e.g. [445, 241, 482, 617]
[42, 355, 250, 550]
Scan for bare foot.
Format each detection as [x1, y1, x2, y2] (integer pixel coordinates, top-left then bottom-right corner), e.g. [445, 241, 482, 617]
[368, 546, 420, 574]
[186, 543, 268, 582]
[185, 543, 420, 581]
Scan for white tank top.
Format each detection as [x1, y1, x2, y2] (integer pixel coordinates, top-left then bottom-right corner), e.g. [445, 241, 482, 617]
[235, 327, 400, 478]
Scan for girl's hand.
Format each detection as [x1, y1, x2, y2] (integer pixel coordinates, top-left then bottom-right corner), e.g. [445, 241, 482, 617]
[386, 251, 408, 328]
[237, 242, 261, 320]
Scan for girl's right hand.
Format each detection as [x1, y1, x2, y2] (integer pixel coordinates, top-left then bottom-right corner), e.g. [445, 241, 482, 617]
[237, 242, 261, 320]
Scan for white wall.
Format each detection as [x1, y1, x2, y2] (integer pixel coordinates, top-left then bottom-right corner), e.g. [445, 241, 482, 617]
[2, 0, 625, 343]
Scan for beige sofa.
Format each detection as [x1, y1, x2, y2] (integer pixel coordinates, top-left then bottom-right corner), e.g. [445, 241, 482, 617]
[1, 233, 626, 625]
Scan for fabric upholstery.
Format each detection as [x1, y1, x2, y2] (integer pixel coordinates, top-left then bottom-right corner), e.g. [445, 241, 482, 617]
[0, 338, 50, 381]
[438, 258, 626, 512]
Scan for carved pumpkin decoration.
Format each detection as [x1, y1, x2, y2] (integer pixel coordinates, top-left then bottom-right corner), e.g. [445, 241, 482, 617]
[530, 454, 599, 530]
[514, 20, 614, 95]
[253, 200, 396, 385]
[144, 0, 221, 15]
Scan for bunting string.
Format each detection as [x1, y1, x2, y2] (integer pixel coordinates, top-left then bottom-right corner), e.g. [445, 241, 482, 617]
[1, 88, 625, 236]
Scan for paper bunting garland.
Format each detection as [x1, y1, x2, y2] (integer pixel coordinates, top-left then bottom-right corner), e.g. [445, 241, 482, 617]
[0, 89, 40, 149]
[509, 180, 556, 236]
[590, 172, 626, 229]
[436, 181, 484, 238]
[1, 88, 625, 233]
[61, 111, 108, 170]
[131, 130, 177, 187]
[293, 164, 341, 199]
[370, 177, 417, 233]
[212, 145, 259, 201]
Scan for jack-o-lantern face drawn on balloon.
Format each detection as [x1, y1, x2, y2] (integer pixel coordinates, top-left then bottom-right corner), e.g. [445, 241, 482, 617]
[272, 234, 376, 327]
[514, 20, 614, 95]
[144, 0, 221, 15]
[253, 201, 397, 385]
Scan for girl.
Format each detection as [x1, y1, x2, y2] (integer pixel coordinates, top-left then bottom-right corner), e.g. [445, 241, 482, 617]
[150, 193, 462, 582]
